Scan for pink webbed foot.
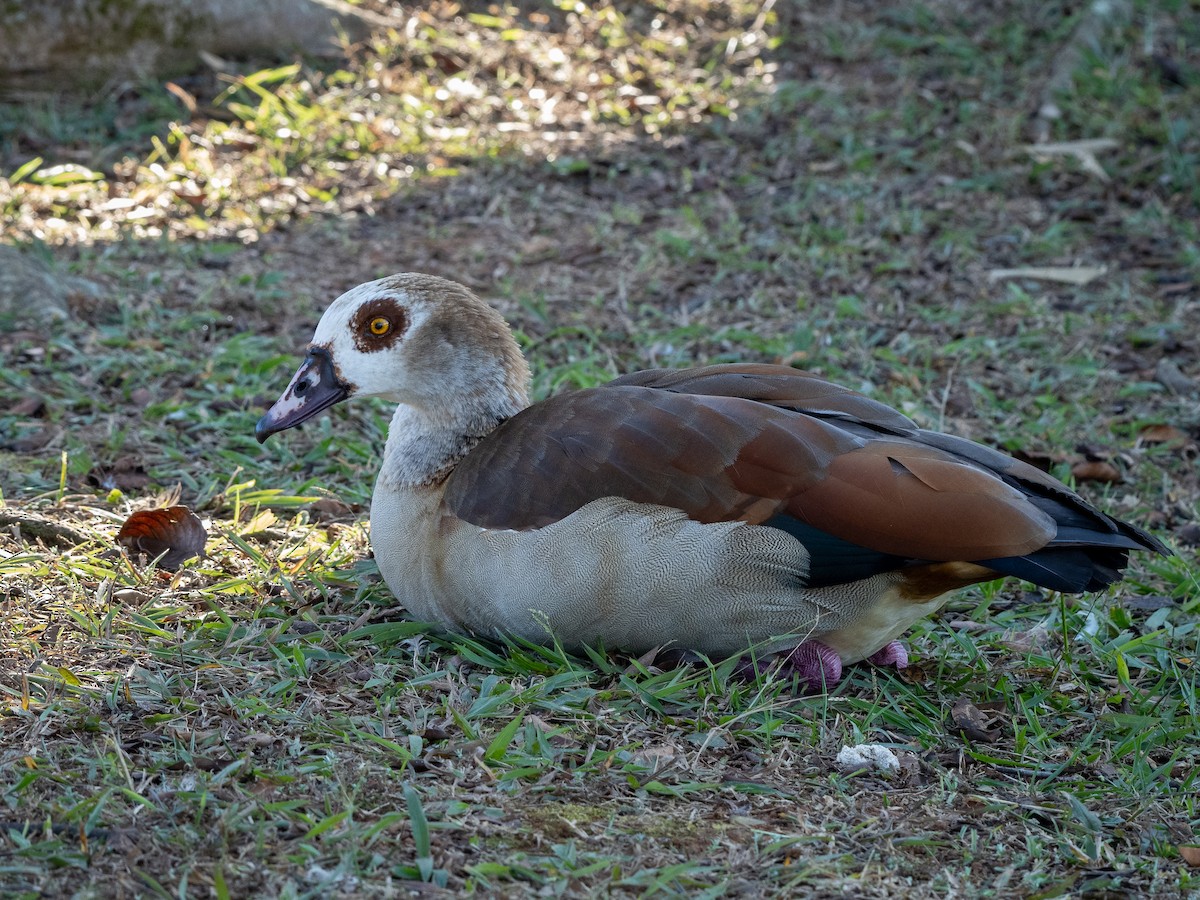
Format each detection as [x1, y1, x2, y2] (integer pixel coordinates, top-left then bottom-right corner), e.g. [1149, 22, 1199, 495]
[867, 640, 909, 670]
[780, 641, 844, 693]
[732, 640, 907, 692]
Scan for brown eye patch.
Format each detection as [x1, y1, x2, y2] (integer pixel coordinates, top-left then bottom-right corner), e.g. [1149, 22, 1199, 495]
[351, 297, 408, 352]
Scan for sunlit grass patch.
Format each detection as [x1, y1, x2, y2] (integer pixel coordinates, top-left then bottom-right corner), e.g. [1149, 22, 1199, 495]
[0, 1, 779, 245]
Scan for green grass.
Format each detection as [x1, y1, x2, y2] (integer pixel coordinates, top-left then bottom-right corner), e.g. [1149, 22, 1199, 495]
[2, 1, 1199, 896]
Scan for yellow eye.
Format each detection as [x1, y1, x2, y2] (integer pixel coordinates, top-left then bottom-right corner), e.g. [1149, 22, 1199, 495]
[368, 316, 391, 336]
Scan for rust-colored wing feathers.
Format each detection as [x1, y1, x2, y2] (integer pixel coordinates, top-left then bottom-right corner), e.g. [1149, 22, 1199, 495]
[443, 363, 1076, 563]
[797, 443, 1054, 559]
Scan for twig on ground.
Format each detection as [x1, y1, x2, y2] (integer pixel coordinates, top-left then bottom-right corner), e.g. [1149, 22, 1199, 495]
[0, 511, 92, 549]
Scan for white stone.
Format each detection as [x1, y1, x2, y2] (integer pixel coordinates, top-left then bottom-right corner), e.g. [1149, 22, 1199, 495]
[835, 743, 900, 775]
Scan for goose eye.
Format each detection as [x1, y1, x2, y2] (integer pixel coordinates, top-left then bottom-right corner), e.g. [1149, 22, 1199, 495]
[367, 316, 391, 336]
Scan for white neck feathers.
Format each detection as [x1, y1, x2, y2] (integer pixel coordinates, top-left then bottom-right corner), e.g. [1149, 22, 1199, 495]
[378, 392, 523, 488]
[375, 307, 530, 487]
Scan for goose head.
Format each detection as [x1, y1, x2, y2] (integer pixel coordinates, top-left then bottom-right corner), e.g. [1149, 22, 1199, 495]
[256, 273, 531, 443]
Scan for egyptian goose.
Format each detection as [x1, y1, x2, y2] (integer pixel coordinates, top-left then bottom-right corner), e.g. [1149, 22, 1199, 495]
[257, 274, 1169, 690]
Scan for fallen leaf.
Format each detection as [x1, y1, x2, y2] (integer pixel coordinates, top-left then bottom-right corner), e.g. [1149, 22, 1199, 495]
[1124, 594, 1178, 612]
[1024, 139, 1118, 181]
[987, 266, 1107, 285]
[7, 426, 55, 452]
[149, 484, 184, 509]
[1180, 845, 1200, 867]
[1107, 350, 1152, 375]
[949, 697, 1003, 743]
[1075, 442, 1117, 462]
[627, 743, 685, 771]
[946, 619, 989, 633]
[897, 662, 929, 685]
[111, 588, 151, 604]
[1001, 623, 1053, 654]
[1071, 460, 1122, 483]
[116, 506, 207, 570]
[241, 509, 277, 533]
[1138, 423, 1190, 447]
[8, 396, 45, 417]
[242, 732, 281, 748]
[89, 455, 152, 492]
[1012, 448, 1060, 472]
[1175, 523, 1200, 547]
[942, 382, 976, 418]
[1145, 419, 1187, 450]
[1025, 138, 1120, 155]
[309, 498, 354, 522]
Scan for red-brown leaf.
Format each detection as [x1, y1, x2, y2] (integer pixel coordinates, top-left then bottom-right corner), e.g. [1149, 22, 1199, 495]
[116, 506, 207, 570]
[1137, 423, 1190, 448]
[1070, 460, 1122, 483]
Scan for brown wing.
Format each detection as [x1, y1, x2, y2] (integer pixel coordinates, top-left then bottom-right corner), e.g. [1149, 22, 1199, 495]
[608, 364, 919, 432]
[444, 364, 1058, 561]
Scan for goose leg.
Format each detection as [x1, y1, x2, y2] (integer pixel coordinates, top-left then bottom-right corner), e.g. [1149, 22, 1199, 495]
[867, 640, 909, 669]
[778, 639, 908, 692]
[779, 641, 844, 693]
[680, 639, 905, 694]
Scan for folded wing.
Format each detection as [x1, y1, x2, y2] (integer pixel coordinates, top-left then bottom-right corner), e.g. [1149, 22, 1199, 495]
[444, 364, 1170, 584]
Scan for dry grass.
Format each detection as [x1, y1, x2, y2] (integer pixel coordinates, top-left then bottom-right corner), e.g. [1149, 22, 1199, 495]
[2, 1, 1199, 896]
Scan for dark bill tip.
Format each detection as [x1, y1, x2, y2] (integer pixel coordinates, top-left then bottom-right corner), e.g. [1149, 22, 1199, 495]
[256, 348, 350, 443]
